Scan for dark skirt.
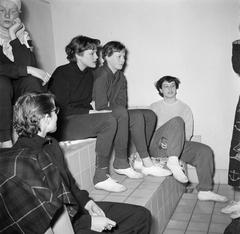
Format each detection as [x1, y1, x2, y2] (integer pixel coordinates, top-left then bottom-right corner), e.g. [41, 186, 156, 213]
[228, 96, 240, 187]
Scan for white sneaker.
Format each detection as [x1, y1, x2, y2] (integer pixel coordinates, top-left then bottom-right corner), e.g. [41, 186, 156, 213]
[114, 167, 143, 179]
[221, 201, 240, 213]
[94, 177, 127, 193]
[221, 201, 240, 218]
[141, 165, 172, 177]
[179, 159, 186, 174]
[133, 158, 143, 170]
[151, 157, 168, 167]
[197, 191, 228, 202]
[132, 155, 166, 169]
[167, 157, 188, 183]
[130, 152, 143, 170]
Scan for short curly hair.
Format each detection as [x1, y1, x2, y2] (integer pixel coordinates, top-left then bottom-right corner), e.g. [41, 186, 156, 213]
[13, 93, 55, 137]
[65, 35, 100, 62]
[155, 76, 181, 97]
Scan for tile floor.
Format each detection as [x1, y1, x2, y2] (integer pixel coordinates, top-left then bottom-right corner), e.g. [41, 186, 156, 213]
[163, 184, 239, 234]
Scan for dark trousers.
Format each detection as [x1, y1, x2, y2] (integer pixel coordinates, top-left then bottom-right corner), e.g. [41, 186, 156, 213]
[112, 107, 157, 169]
[55, 113, 117, 184]
[224, 217, 240, 234]
[150, 116, 214, 191]
[74, 202, 152, 234]
[0, 75, 43, 141]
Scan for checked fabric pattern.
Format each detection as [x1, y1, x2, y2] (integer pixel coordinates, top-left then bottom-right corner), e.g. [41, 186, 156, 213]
[0, 147, 77, 234]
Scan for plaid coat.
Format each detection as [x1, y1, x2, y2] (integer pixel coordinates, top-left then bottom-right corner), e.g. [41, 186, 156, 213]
[0, 139, 78, 233]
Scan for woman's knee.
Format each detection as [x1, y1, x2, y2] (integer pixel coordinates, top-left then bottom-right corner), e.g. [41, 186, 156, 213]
[139, 206, 151, 221]
[112, 106, 128, 119]
[143, 109, 157, 122]
[169, 116, 185, 129]
[130, 110, 144, 124]
[18, 75, 44, 94]
[195, 143, 214, 167]
[199, 144, 213, 159]
[133, 206, 152, 230]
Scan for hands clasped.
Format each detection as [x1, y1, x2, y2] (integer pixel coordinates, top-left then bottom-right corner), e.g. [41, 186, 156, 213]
[85, 200, 116, 232]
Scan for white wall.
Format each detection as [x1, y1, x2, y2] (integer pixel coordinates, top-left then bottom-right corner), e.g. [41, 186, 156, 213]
[21, 0, 55, 73]
[26, 0, 240, 171]
[50, 0, 240, 171]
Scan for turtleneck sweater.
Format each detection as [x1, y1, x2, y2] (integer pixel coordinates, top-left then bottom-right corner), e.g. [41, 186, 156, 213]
[150, 99, 193, 141]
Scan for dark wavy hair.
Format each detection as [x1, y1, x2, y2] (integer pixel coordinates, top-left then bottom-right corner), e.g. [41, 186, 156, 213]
[13, 93, 55, 137]
[102, 41, 126, 59]
[65, 35, 100, 62]
[155, 76, 181, 97]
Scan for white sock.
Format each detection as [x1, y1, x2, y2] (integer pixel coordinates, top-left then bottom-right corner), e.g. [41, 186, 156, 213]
[167, 156, 188, 183]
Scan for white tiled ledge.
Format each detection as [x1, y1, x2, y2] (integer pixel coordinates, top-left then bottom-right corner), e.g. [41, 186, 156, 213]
[59, 138, 96, 147]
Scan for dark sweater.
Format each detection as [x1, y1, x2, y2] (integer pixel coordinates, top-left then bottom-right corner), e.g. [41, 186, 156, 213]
[49, 62, 94, 117]
[13, 135, 92, 229]
[0, 38, 36, 79]
[0, 62, 27, 78]
[93, 64, 128, 110]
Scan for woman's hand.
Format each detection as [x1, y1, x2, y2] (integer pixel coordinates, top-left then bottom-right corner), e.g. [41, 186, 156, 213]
[27, 66, 51, 86]
[91, 216, 116, 232]
[85, 200, 116, 232]
[84, 200, 105, 217]
[9, 18, 23, 40]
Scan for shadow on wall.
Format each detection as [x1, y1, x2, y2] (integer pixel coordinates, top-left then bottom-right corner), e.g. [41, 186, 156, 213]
[19, 0, 56, 74]
[20, 3, 41, 68]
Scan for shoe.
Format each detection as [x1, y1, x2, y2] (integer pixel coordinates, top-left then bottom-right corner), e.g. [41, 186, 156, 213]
[197, 191, 228, 202]
[132, 155, 166, 169]
[151, 157, 168, 167]
[221, 201, 240, 213]
[114, 167, 143, 179]
[221, 201, 240, 218]
[179, 159, 186, 174]
[133, 158, 144, 170]
[94, 177, 127, 193]
[130, 152, 143, 170]
[167, 157, 188, 183]
[141, 165, 172, 177]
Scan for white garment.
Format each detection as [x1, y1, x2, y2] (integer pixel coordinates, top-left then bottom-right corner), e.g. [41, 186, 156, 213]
[150, 99, 194, 141]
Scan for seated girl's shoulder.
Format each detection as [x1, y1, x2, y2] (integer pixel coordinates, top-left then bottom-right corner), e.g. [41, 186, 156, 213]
[150, 100, 163, 107]
[93, 66, 109, 79]
[55, 63, 76, 72]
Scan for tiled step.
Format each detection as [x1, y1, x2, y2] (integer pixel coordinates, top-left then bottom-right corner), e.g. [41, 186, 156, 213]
[60, 139, 186, 234]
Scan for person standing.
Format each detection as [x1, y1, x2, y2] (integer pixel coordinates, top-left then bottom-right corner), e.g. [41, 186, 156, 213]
[228, 39, 240, 189]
